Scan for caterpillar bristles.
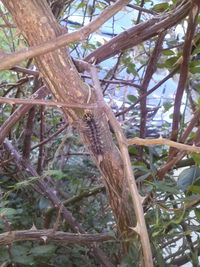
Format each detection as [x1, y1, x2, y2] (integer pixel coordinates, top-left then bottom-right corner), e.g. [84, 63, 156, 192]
[82, 111, 103, 155]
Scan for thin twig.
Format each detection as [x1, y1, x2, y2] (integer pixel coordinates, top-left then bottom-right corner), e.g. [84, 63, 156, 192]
[128, 137, 200, 154]
[170, 0, 200, 145]
[139, 31, 166, 159]
[0, 86, 49, 144]
[31, 123, 68, 150]
[0, 96, 97, 109]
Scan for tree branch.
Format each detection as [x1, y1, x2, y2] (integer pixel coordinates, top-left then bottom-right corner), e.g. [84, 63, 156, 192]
[0, 86, 48, 144]
[139, 31, 165, 158]
[0, 96, 97, 109]
[170, 0, 200, 145]
[128, 137, 200, 154]
[0, 0, 130, 70]
[89, 65, 153, 267]
[0, 229, 114, 246]
[84, 0, 192, 64]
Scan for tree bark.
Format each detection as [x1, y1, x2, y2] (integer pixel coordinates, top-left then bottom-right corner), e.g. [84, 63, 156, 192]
[2, 0, 134, 243]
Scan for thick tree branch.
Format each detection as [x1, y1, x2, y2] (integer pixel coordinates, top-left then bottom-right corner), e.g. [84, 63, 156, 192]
[84, 0, 192, 64]
[0, 1, 191, 70]
[0, 229, 114, 246]
[89, 65, 153, 267]
[0, 0, 130, 70]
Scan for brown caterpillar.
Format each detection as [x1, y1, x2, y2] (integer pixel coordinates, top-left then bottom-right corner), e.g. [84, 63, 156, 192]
[82, 111, 103, 155]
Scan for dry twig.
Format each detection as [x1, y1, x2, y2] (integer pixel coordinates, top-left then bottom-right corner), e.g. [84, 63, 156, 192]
[128, 137, 200, 154]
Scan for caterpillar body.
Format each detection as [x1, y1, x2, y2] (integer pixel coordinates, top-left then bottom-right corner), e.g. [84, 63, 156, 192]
[82, 111, 103, 155]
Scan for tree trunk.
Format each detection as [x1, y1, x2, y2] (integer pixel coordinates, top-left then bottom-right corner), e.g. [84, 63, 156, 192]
[2, 0, 135, 242]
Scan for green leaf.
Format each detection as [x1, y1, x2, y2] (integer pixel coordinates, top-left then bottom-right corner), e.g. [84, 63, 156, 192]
[195, 97, 200, 107]
[44, 169, 65, 180]
[195, 208, 200, 221]
[76, 2, 86, 9]
[191, 153, 200, 165]
[133, 163, 148, 173]
[163, 101, 173, 112]
[172, 208, 185, 224]
[152, 3, 169, 12]
[126, 63, 138, 76]
[0, 247, 9, 261]
[11, 245, 35, 265]
[153, 181, 178, 194]
[164, 56, 179, 68]
[127, 95, 137, 103]
[14, 255, 35, 265]
[162, 50, 175, 56]
[0, 208, 17, 216]
[30, 245, 55, 256]
[190, 67, 200, 74]
[190, 60, 200, 67]
[192, 45, 200, 55]
[128, 146, 137, 155]
[96, 2, 106, 10]
[137, 172, 151, 182]
[177, 166, 200, 191]
[193, 84, 200, 93]
[189, 185, 200, 195]
[153, 245, 166, 267]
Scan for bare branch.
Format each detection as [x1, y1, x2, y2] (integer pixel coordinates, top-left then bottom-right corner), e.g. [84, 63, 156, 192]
[0, 86, 48, 144]
[84, 1, 192, 64]
[0, 229, 114, 246]
[89, 65, 153, 267]
[170, 1, 200, 146]
[0, 0, 130, 70]
[139, 31, 166, 158]
[0, 96, 97, 109]
[31, 123, 68, 150]
[157, 107, 200, 179]
[128, 137, 200, 154]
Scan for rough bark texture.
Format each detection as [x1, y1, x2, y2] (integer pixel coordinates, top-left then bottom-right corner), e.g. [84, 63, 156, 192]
[84, 0, 191, 64]
[0, 229, 114, 246]
[2, 0, 134, 239]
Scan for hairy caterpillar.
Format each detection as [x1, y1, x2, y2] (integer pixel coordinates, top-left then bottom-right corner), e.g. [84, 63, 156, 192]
[82, 111, 103, 155]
